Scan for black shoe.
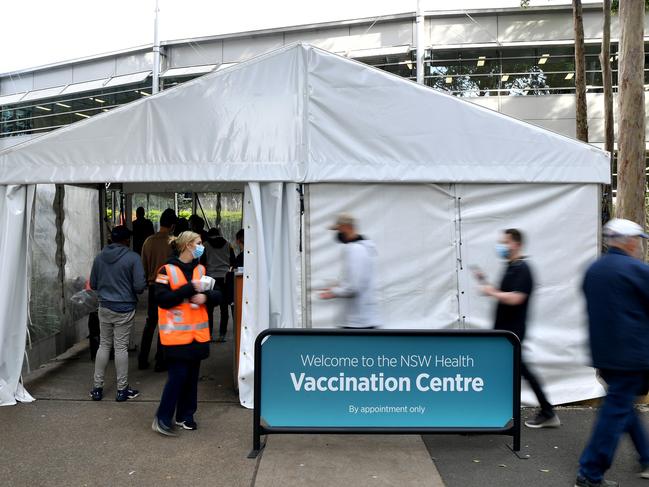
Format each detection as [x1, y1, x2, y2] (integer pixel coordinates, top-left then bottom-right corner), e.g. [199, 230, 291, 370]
[525, 412, 560, 429]
[217, 335, 226, 343]
[574, 475, 619, 487]
[154, 363, 168, 373]
[90, 387, 103, 401]
[116, 386, 140, 402]
[138, 360, 149, 370]
[175, 419, 198, 430]
[152, 417, 177, 437]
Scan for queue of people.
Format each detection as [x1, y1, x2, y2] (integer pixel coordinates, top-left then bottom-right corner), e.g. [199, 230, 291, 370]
[88, 205, 244, 436]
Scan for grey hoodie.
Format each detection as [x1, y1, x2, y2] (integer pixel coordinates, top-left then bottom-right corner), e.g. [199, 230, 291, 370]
[89, 243, 147, 313]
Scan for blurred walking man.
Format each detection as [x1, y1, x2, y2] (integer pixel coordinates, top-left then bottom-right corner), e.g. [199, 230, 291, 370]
[319, 213, 381, 329]
[476, 228, 559, 429]
[575, 219, 649, 487]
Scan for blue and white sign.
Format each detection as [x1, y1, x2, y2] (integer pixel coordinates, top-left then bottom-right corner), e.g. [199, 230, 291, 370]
[259, 332, 516, 429]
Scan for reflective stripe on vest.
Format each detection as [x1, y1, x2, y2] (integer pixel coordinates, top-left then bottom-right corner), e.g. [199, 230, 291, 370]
[159, 322, 209, 332]
[157, 263, 210, 346]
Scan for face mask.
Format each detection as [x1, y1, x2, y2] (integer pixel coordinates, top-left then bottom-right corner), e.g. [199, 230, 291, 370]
[495, 243, 510, 259]
[336, 232, 347, 244]
[192, 244, 205, 259]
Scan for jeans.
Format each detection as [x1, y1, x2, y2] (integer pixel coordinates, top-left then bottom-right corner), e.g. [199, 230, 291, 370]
[156, 358, 202, 426]
[579, 369, 649, 482]
[138, 285, 164, 366]
[93, 307, 135, 390]
[207, 277, 229, 338]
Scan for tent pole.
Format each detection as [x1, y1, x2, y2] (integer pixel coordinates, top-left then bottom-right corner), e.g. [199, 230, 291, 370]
[98, 185, 106, 248]
[152, 0, 161, 95]
[416, 0, 425, 85]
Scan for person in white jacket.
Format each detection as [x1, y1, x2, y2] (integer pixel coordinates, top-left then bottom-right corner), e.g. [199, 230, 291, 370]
[319, 213, 381, 328]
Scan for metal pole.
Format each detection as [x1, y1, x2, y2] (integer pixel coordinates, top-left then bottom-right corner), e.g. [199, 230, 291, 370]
[416, 0, 425, 84]
[152, 0, 161, 95]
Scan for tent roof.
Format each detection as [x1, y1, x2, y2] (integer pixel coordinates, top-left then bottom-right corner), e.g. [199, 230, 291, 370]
[0, 43, 610, 185]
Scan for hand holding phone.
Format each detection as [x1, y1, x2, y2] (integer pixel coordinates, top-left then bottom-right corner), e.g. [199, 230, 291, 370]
[469, 265, 486, 284]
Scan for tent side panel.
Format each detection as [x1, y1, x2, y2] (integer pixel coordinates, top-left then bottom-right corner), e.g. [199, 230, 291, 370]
[0, 185, 35, 406]
[455, 183, 604, 405]
[306, 183, 460, 329]
[238, 182, 302, 409]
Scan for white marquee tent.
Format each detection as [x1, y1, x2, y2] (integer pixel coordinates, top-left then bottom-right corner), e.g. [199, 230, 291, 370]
[0, 43, 610, 407]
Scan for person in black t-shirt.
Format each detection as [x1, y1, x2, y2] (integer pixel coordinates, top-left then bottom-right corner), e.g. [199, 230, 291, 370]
[132, 207, 154, 255]
[474, 228, 559, 429]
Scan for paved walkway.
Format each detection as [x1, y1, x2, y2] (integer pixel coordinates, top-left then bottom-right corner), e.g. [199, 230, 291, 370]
[1, 300, 444, 486]
[425, 407, 649, 487]
[3, 296, 649, 486]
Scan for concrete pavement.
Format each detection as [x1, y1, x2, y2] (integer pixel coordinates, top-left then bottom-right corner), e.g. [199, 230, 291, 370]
[1, 300, 445, 486]
[424, 407, 649, 487]
[4, 295, 649, 486]
[255, 434, 443, 487]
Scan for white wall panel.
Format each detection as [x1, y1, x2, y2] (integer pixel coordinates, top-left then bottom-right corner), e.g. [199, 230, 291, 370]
[456, 183, 603, 404]
[429, 16, 498, 46]
[498, 12, 573, 43]
[284, 27, 352, 53]
[169, 41, 223, 68]
[307, 183, 459, 330]
[115, 52, 153, 76]
[72, 59, 117, 83]
[223, 35, 284, 63]
[349, 21, 413, 50]
[466, 97, 499, 111]
[0, 74, 33, 96]
[33, 67, 72, 90]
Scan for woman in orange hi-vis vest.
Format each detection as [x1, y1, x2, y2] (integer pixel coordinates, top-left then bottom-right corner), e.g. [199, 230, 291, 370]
[151, 231, 221, 436]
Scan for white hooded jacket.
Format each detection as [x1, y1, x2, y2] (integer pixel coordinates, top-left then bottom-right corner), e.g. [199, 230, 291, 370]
[331, 238, 381, 328]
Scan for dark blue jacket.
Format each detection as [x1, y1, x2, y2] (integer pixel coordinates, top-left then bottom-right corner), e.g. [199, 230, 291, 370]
[583, 247, 649, 370]
[90, 243, 147, 312]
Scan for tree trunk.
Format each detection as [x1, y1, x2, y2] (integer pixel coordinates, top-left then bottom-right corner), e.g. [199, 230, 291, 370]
[600, 0, 614, 224]
[573, 0, 589, 142]
[616, 0, 646, 229]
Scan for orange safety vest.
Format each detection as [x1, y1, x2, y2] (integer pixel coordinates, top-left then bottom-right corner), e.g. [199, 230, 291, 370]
[156, 264, 210, 346]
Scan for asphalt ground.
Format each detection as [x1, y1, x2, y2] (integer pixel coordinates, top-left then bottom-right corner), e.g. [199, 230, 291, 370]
[424, 407, 649, 487]
[3, 291, 648, 486]
[2, 294, 444, 487]
[0, 296, 257, 487]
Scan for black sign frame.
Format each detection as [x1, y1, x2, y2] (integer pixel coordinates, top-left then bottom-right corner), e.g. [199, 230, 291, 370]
[249, 328, 521, 459]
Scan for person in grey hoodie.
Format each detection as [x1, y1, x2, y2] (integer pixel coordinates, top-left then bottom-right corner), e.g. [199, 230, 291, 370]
[89, 225, 147, 402]
[319, 213, 382, 328]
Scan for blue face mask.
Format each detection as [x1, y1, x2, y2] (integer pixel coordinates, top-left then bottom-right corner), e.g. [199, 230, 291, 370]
[192, 244, 205, 259]
[495, 243, 510, 259]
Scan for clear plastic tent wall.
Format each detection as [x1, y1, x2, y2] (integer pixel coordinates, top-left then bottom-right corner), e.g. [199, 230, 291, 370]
[0, 43, 610, 408]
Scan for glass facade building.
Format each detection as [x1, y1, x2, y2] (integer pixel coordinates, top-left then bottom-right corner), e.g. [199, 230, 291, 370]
[1, 5, 648, 156]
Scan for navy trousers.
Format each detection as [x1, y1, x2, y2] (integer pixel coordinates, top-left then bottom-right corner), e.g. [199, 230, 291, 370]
[579, 370, 649, 482]
[156, 358, 201, 426]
